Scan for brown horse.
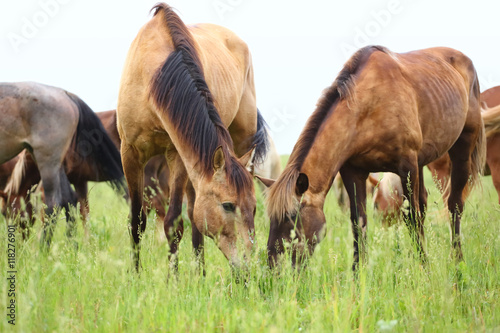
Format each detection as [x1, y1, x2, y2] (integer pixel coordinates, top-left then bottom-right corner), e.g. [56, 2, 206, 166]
[261, 46, 485, 270]
[428, 88, 500, 204]
[0, 82, 123, 248]
[117, 4, 268, 270]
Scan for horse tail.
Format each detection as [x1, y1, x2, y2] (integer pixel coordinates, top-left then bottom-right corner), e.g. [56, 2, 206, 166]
[65, 92, 125, 192]
[482, 104, 500, 138]
[251, 109, 270, 165]
[469, 69, 487, 191]
[4, 151, 29, 196]
[469, 113, 487, 190]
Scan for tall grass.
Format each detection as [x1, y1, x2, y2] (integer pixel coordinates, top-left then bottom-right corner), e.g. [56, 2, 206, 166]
[1, 167, 499, 332]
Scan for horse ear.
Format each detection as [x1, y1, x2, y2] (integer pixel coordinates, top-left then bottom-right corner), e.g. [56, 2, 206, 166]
[255, 175, 275, 188]
[295, 173, 309, 196]
[212, 146, 225, 172]
[238, 146, 256, 174]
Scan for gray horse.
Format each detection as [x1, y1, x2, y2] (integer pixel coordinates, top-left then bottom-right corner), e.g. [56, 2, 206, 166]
[0, 82, 123, 248]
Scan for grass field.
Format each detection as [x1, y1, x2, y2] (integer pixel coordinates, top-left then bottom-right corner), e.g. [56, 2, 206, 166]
[1, 164, 499, 332]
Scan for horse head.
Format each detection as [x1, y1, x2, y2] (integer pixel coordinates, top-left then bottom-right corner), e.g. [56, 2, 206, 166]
[193, 146, 257, 268]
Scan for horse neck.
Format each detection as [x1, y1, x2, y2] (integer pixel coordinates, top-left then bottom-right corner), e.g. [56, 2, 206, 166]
[300, 103, 356, 201]
[157, 123, 224, 189]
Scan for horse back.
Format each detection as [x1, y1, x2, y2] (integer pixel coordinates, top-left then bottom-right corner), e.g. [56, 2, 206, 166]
[343, 47, 479, 166]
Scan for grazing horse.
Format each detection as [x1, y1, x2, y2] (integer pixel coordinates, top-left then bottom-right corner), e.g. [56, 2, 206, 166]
[0, 82, 123, 247]
[368, 173, 404, 226]
[117, 3, 268, 270]
[1, 109, 169, 233]
[261, 46, 485, 270]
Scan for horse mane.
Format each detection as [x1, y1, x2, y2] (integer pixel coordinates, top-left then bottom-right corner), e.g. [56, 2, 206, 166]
[251, 110, 269, 165]
[149, 3, 252, 196]
[266, 45, 388, 221]
[482, 104, 500, 137]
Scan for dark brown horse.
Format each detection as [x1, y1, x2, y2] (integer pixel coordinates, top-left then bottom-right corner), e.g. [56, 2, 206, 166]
[261, 46, 485, 270]
[118, 4, 268, 270]
[0, 82, 124, 248]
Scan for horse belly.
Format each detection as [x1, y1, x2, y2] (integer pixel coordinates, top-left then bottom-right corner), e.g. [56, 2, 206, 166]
[0, 139, 25, 164]
[418, 103, 468, 165]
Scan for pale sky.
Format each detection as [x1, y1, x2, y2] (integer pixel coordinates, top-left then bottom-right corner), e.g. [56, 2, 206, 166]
[1, 0, 499, 154]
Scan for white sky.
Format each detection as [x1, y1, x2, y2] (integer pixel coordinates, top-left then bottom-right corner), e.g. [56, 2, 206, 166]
[1, 0, 499, 154]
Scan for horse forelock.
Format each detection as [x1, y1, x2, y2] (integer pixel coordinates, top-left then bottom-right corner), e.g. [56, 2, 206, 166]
[266, 167, 300, 222]
[226, 154, 254, 199]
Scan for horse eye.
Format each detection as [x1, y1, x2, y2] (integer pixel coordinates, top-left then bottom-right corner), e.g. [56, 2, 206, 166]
[222, 202, 236, 212]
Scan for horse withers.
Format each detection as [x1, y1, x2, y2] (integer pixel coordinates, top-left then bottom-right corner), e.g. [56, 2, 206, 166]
[260, 46, 485, 270]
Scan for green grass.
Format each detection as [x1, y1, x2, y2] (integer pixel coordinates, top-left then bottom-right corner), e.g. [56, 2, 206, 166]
[1, 165, 499, 332]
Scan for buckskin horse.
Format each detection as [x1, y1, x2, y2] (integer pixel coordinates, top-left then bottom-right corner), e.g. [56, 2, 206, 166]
[0, 82, 124, 247]
[261, 46, 485, 270]
[117, 3, 268, 270]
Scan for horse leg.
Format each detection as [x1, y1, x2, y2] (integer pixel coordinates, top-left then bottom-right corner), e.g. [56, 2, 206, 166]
[418, 166, 428, 224]
[447, 136, 475, 261]
[399, 155, 426, 262]
[20, 191, 35, 240]
[38, 166, 77, 250]
[74, 181, 90, 238]
[340, 166, 368, 272]
[59, 169, 78, 242]
[122, 145, 146, 271]
[164, 151, 188, 270]
[486, 136, 500, 204]
[186, 180, 204, 274]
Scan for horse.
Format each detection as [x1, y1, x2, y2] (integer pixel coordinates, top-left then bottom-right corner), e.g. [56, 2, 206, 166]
[0, 82, 124, 247]
[368, 173, 404, 226]
[117, 3, 268, 270]
[1, 110, 170, 234]
[260, 46, 485, 270]
[481, 85, 500, 107]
